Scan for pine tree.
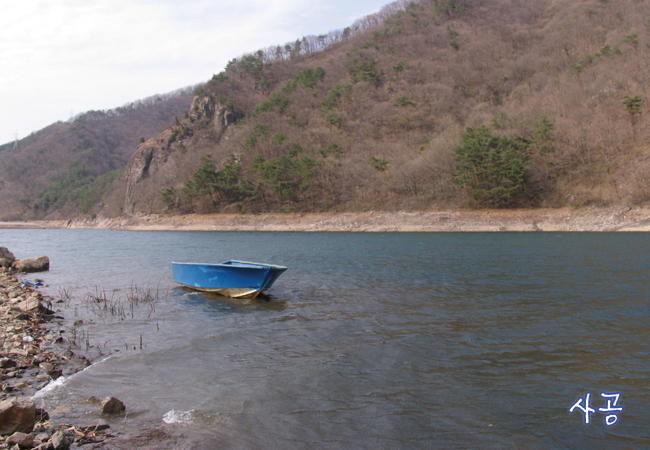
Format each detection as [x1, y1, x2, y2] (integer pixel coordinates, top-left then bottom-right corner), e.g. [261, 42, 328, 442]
[452, 126, 529, 207]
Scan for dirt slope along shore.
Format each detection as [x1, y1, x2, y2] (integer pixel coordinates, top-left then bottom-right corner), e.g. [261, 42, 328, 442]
[53, 207, 650, 232]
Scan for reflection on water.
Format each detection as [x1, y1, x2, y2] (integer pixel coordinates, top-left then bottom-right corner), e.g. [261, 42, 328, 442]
[2, 230, 650, 449]
[176, 287, 288, 314]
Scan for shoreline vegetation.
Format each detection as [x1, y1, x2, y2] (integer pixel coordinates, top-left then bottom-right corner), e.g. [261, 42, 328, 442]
[2, 207, 650, 232]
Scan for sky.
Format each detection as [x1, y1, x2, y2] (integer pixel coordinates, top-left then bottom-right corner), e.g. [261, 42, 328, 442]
[0, 0, 391, 145]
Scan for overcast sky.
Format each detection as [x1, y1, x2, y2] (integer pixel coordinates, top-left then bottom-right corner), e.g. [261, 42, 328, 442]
[0, 0, 390, 145]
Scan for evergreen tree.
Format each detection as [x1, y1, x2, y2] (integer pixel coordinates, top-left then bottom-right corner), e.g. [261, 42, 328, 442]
[452, 126, 529, 207]
[623, 95, 642, 140]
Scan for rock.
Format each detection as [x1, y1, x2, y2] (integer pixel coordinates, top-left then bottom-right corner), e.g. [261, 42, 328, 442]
[50, 430, 70, 450]
[34, 432, 50, 442]
[12, 257, 49, 273]
[213, 103, 243, 139]
[0, 358, 17, 369]
[123, 95, 241, 215]
[0, 247, 16, 268]
[100, 396, 125, 414]
[0, 397, 35, 435]
[17, 297, 41, 313]
[52, 406, 72, 415]
[189, 95, 215, 121]
[6, 431, 34, 447]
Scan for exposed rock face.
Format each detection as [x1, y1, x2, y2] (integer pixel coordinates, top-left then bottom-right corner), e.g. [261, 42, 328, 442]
[123, 129, 175, 215]
[189, 95, 242, 140]
[0, 397, 35, 435]
[100, 397, 126, 414]
[0, 247, 15, 268]
[123, 94, 241, 215]
[214, 103, 242, 139]
[12, 256, 49, 273]
[189, 95, 215, 121]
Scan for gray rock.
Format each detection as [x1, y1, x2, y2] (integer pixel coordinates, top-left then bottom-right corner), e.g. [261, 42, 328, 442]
[6, 431, 34, 447]
[12, 257, 49, 273]
[39, 363, 54, 373]
[0, 357, 17, 369]
[0, 247, 16, 268]
[17, 297, 41, 313]
[189, 95, 215, 121]
[50, 430, 70, 450]
[0, 397, 35, 435]
[100, 396, 125, 414]
[35, 432, 51, 441]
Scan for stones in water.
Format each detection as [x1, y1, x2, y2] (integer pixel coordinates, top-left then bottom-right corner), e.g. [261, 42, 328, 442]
[12, 256, 50, 273]
[100, 397, 126, 414]
[0, 247, 50, 272]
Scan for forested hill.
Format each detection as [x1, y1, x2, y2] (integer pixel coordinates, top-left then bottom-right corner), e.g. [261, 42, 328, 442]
[4, 0, 650, 220]
[0, 89, 194, 220]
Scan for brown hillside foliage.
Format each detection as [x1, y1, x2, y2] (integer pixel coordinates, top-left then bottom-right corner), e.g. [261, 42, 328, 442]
[118, 0, 650, 216]
[0, 89, 194, 220]
[4, 0, 650, 219]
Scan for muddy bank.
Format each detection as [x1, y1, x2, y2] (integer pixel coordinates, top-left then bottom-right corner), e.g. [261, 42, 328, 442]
[49, 206, 650, 232]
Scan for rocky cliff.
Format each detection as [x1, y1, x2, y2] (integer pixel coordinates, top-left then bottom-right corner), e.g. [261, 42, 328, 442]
[123, 94, 242, 214]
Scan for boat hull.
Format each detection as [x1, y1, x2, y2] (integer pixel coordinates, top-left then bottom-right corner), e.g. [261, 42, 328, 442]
[171, 260, 287, 299]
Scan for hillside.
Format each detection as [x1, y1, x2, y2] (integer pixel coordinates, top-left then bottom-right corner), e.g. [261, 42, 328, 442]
[0, 88, 194, 220]
[4, 0, 650, 220]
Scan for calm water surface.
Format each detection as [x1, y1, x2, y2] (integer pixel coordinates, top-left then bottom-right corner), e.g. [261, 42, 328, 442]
[1, 230, 649, 449]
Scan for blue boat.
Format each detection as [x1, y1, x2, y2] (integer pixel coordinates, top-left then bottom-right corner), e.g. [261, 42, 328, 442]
[171, 260, 287, 299]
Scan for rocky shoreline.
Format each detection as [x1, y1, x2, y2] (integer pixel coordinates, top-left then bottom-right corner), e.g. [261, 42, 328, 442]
[3, 206, 650, 232]
[0, 248, 188, 450]
[0, 249, 126, 449]
[0, 269, 88, 402]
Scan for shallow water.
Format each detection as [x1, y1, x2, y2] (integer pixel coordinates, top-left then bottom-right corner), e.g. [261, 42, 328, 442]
[2, 230, 649, 449]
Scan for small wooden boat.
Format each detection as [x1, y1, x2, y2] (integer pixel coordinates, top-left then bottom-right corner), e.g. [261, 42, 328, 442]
[171, 260, 287, 299]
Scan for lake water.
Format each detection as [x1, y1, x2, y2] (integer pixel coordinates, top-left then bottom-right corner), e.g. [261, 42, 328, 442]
[1, 230, 649, 449]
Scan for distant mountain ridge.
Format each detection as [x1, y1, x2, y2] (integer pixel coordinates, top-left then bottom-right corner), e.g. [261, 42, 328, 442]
[2, 0, 649, 220]
[0, 89, 194, 220]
